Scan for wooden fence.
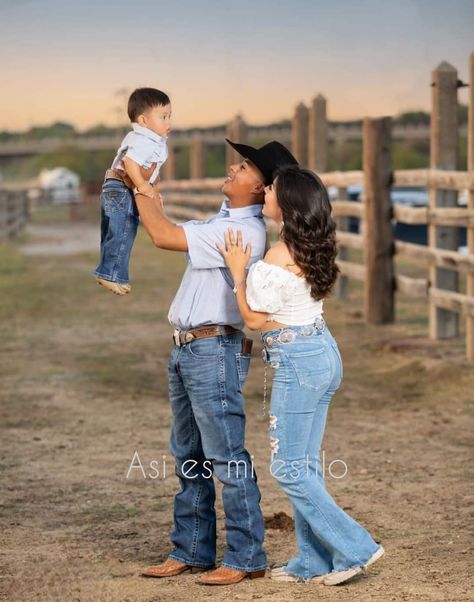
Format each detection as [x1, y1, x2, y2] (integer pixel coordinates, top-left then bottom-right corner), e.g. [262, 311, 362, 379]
[159, 54, 474, 361]
[0, 189, 29, 242]
[1, 55, 472, 359]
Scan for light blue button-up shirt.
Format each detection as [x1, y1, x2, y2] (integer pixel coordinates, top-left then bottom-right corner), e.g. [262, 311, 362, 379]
[111, 123, 168, 184]
[168, 199, 266, 330]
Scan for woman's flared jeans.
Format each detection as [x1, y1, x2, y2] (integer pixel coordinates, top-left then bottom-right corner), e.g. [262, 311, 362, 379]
[261, 322, 380, 580]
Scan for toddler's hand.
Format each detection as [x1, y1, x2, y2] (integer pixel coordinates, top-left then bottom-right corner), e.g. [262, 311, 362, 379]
[135, 183, 155, 199]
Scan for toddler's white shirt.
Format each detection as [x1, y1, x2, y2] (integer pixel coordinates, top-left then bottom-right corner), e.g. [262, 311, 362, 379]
[111, 123, 168, 184]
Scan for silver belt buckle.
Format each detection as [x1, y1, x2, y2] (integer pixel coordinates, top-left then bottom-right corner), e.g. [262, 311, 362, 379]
[173, 329, 194, 346]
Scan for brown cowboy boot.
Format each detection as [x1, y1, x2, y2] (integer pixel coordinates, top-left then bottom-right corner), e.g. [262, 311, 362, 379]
[196, 565, 267, 585]
[141, 558, 213, 578]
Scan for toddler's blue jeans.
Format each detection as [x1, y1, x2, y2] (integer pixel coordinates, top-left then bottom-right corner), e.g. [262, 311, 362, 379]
[93, 178, 139, 285]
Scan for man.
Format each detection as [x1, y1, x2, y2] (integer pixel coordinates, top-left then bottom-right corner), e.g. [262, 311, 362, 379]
[135, 138, 298, 586]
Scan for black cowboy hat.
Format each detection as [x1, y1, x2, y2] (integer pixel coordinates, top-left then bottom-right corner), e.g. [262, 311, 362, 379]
[225, 138, 298, 185]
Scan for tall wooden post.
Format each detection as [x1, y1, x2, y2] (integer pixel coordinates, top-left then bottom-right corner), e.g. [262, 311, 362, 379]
[335, 186, 349, 299]
[161, 141, 176, 180]
[429, 61, 460, 339]
[291, 102, 309, 166]
[363, 117, 395, 324]
[190, 134, 206, 179]
[467, 52, 474, 360]
[308, 95, 328, 172]
[226, 115, 248, 170]
[0, 191, 6, 242]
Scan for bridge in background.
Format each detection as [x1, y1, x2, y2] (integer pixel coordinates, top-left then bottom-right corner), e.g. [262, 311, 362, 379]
[1, 116, 467, 163]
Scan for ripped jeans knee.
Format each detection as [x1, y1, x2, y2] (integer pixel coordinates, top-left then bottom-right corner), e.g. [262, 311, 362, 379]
[269, 414, 279, 458]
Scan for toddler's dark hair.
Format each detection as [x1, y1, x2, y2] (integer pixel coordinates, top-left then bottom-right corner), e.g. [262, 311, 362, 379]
[127, 88, 170, 122]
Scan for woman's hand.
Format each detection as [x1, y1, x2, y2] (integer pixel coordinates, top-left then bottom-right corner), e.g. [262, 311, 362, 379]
[216, 227, 252, 279]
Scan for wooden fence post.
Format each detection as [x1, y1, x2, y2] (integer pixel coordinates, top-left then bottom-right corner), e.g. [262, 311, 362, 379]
[363, 117, 395, 324]
[308, 95, 328, 172]
[291, 102, 309, 166]
[335, 186, 349, 299]
[429, 61, 460, 339]
[190, 134, 206, 179]
[467, 52, 474, 360]
[226, 115, 248, 170]
[0, 189, 29, 240]
[0, 190, 6, 242]
[161, 141, 176, 180]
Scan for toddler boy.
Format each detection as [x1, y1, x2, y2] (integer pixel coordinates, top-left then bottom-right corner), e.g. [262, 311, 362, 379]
[94, 87, 171, 295]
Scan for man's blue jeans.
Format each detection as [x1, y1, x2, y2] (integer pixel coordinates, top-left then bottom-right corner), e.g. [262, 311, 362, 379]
[167, 329, 267, 572]
[93, 178, 139, 285]
[261, 322, 381, 580]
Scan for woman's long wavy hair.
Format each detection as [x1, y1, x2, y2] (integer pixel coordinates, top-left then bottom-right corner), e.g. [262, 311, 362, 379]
[273, 164, 340, 301]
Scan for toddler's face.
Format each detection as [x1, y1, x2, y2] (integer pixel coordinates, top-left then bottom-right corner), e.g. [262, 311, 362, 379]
[138, 103, 172, 137]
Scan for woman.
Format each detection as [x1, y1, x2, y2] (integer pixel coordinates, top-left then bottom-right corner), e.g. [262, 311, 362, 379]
[215, 164, 384, 585]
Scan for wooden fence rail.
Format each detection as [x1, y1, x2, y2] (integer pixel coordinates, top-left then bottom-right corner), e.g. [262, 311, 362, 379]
[160, 167, 472, 358]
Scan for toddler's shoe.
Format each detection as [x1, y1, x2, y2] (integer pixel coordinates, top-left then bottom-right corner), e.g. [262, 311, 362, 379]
[96, 277, 131, 295]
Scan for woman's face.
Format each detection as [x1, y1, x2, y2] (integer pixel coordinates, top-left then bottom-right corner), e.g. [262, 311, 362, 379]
[262, 178, 283, 223]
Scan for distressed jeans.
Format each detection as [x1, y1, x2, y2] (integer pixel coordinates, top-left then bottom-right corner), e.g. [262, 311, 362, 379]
[261, 320, 381, 580]
[167, 329, 267, 571]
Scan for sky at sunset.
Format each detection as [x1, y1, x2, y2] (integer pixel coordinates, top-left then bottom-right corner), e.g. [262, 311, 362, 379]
[1, 0, 473, 131]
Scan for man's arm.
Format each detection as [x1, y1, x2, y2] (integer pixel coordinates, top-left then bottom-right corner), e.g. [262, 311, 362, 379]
[134, 191, 188, 251]
[182, 219, 266, 270]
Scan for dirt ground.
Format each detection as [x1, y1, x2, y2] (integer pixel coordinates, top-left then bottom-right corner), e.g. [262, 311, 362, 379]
[1, 218, 473, 602]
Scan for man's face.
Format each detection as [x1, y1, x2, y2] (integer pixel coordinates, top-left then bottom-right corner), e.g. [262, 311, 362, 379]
[222, 159, 265, 199]
[138, 103, 172, 137]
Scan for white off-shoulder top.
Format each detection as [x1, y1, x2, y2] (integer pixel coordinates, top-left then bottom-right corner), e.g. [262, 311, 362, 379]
[246, 260, 324, 325]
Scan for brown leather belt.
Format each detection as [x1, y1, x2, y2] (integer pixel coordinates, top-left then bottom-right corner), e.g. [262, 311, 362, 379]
[104, 168, 135, 189]
[172, 325, 241, 346]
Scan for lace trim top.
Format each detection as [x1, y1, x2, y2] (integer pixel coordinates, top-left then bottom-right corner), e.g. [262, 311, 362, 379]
[246, 260, 324, 325]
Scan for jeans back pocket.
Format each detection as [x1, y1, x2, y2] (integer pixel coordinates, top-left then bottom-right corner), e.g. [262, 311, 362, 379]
[102, 187, 129, 213]
[286, 346, 332, 392]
